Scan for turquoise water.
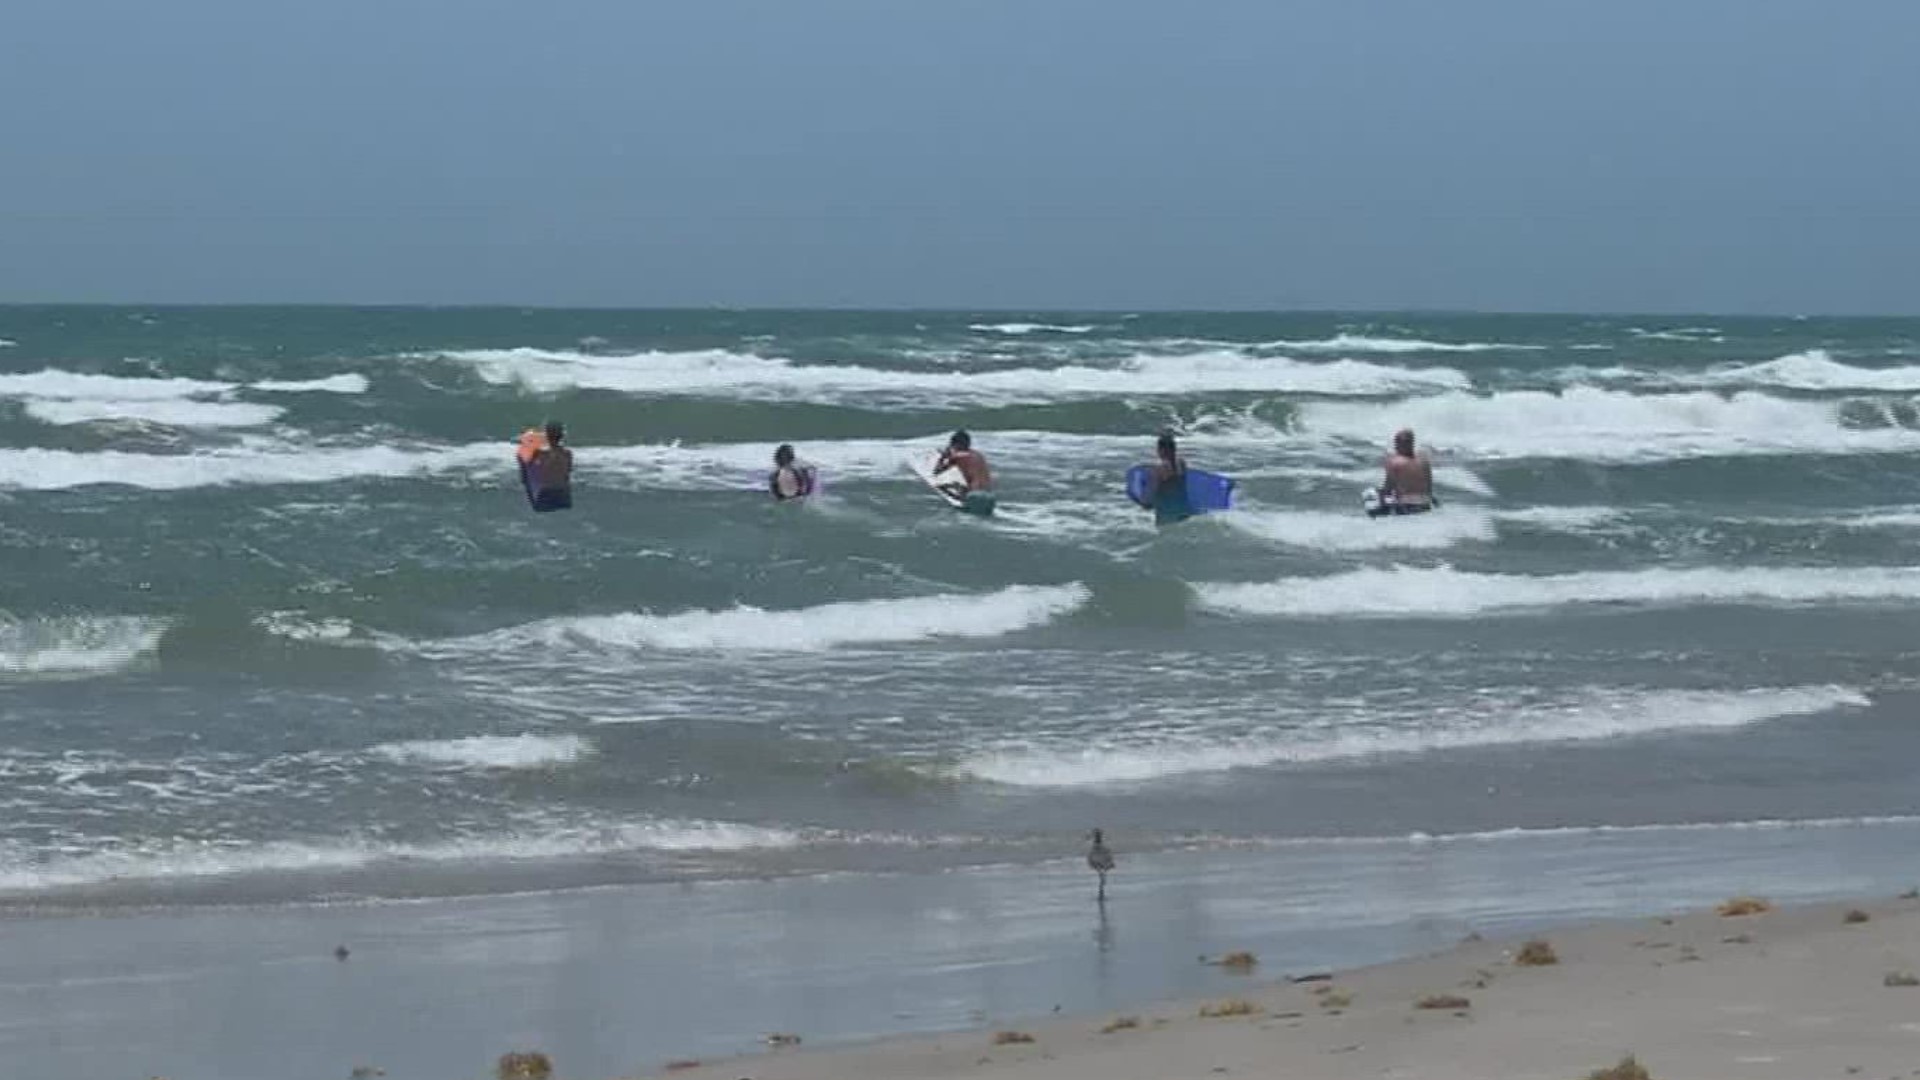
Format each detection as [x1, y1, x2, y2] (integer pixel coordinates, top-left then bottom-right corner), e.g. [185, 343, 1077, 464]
[4, 306, 1920, 907]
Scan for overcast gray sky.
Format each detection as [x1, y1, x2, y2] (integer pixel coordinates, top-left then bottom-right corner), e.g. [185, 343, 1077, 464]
[2, 0, 1915, 312]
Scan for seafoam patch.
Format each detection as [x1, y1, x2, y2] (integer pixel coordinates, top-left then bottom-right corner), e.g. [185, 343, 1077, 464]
[1194, 565, 1920, 619]
[0, 616, 167, 678]
[0, 367, 367, 429]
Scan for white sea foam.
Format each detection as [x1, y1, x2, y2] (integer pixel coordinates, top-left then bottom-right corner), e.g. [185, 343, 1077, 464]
[252, 611, 360, 643]
[1240, 814, 1920, 850]
[1734, 506, 1920, 531]
[1834, 508, 1920, 529]
[0, 616, 167, 677]
[371, 734, 591, 770]
[1263, 334, 1544, 354]
[434, 346, 1470, 400]
[0, 367, 365, 429]
[0, 370, 234, 400]
[0, 818, 802, 892]
[960, 686, 1865, 787]
[968, 322, 1096, 335]
[1299, 387, 1920, 463]
[1575, 352, 1920, 392]
[1194, 565, 1920, 619]
[23, 397, 285, 428]
[1629, 326, 1725, 342]
[248, 373, 371, 394]
[991, 500, 1156, 544]
[0, 339, 15, 348]
[1224, 507, 1498, 551]
[1492, 505, 1627, 530]
[0, 442, 497, 491]
[1241, 463, 1499, 500]
[1691, 350, 1920, 392]
[430, 584, 1091, 654]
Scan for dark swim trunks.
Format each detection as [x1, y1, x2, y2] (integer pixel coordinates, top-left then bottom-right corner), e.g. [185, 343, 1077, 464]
[961, 491, 997, 517]
[531, 487, 573, 512]
[1365, 488, 1434, 518]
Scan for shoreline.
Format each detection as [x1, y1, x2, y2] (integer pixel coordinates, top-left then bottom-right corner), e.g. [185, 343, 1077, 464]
[638, 893, 1920, 1080]
[8, 824, 1920, 1080]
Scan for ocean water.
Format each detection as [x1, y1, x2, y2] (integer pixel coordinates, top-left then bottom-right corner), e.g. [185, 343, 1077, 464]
[3, 305, 1920, 910]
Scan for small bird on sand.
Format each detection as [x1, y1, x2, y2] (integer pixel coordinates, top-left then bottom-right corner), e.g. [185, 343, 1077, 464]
[1087, 828, 1116, 902]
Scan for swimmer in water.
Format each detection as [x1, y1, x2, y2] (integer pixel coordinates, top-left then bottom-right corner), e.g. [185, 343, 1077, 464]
[768, 444, 817, 500]
[1370, 427, 1434, 516]
[1137, 430, 1193, 526]
[932, 430, 996, 516]
[518, 420, 573, 512]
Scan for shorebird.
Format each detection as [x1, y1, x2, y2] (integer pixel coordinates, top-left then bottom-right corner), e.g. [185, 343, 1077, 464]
[1087, 828, 1115, 902]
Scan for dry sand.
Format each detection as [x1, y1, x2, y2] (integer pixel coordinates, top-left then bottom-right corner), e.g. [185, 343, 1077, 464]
[633, 895, 1920, 1080]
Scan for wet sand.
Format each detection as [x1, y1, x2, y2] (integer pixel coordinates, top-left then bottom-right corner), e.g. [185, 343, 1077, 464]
[651, 896, 1920, 1080]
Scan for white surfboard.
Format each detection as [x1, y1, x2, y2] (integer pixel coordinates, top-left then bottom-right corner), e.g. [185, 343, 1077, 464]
[907, 451, 969, 510]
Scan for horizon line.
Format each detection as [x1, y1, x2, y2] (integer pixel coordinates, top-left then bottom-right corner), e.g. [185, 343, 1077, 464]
[0, 300, 1914, 320]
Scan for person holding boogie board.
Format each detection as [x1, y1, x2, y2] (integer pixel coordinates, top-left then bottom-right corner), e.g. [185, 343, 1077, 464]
[1140, 431, 1193, 525]
[1126, 431, 1234, 524]
[768, 444, 818, 500]
[516, 420, 573, 512]
[933, 430, 996, 516]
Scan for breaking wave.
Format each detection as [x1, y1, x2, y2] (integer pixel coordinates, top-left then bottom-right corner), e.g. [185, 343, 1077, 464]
[0, 367, 367, 430]
[1299, 387, 1920, 463]
[0, 818, 803, 893]
[1261, 333, 1545, 354]
[433, 346, 1470, 400]
[968, 322, 1096, 335]
[958, 686, 1865, 786]
[1194, 565, 1920, 619]
[409, 584, 1092, 655]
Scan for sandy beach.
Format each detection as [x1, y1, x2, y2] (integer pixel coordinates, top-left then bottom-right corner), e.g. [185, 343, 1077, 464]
[8, 825, 1920, 1080]
[648, 895, 1920, 1080]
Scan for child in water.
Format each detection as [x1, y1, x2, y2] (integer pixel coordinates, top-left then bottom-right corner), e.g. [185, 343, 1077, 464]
[768, 444, 817, 500]
[1138, 431, 1192, 526]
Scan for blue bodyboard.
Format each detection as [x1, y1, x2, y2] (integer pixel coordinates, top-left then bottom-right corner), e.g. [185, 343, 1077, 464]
[1125, 465, 1234, 514]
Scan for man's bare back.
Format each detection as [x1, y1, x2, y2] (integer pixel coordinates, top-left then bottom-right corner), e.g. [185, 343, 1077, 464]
[1381, 429, 1432, 506]
[935, 431, 992, 492]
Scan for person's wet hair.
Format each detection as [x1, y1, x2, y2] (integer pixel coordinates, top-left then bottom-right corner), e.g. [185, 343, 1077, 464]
[1157, 431, 1178, 458]
[774, 443, 795, 466]
[950, 430, 971, 451]
[544, 420, 565, 444]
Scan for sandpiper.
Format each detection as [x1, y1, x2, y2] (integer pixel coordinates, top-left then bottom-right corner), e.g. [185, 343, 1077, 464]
[1087, 828, 1115, 902]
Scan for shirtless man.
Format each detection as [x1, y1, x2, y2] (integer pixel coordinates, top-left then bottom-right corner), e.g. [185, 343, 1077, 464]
[1374, 427, 1434, 516]
[933, 430, 996, 516]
